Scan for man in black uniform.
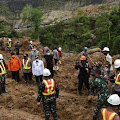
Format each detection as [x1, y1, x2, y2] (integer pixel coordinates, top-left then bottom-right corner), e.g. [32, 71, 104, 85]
[37, 68, 59, 120]
[75, 56, 90, 96]
[44, 50, 55, 78]
[15, 41, 20, 55]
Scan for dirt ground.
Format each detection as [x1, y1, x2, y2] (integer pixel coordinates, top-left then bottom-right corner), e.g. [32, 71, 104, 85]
[0, 37, 119, 120]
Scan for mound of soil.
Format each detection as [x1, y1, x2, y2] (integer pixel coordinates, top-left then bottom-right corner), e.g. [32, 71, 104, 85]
[0, 37, 118, 120]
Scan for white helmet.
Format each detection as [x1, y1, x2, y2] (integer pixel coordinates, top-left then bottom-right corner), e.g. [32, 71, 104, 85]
[103, 47, 110, 52]
[114, 59, 120, 68]
[9, 39, 11, 42]
[30, 41, 32, 44]
[43, 68, 51, 76]
[58, 47, 62, 51]
[0, 54, 3, 59]
[107, 94, 120, 105]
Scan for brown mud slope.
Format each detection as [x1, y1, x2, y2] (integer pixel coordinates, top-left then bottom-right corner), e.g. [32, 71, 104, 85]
[0, 37, 120, 120]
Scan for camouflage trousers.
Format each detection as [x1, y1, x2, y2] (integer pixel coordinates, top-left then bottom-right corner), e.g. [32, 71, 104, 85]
[0, 76, 6, 94]
[43, 98, 57, 120]
[93, 96, 108, 120]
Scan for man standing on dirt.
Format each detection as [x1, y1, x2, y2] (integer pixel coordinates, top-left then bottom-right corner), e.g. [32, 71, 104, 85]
[29, 41, 34, 51]
[21, 53, 32, 86]
[15, 41, 20, 55]
[43, 46, 49, 56]
[37, 68, 59, 120]
[8, 53, 21, 83]
[44, 50, 55, 78]
[6, 38, 12, 53]
[103, 47, 113, 78]
[89, 70, 110, 120]
[81, 47, 88, 61]
[75, 56, 90, 96]
[30, 45, 41, 62]
[53, 47, 60, 66]
[0, 54, 7, 96]
[32, 56, 44, 88]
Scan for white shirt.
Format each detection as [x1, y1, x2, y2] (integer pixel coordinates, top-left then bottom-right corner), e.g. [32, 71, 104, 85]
[105, 53, 113, 71]
[32, 59, 44, 76]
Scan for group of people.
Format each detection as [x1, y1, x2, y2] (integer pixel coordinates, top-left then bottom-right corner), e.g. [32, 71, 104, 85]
[75, 46, 120, 120]
[0, 39, 62, 120]
[0, 38, 120, 120]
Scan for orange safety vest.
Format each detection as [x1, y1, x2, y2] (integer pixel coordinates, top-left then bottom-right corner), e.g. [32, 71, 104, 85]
[42, 79, 55, 96]
[8, 42, 11, 47]
[23, 58, 31, 70]
[114, 71, 120, 85]
[0, 62, 6, 75]
[102, 109, 117, 120]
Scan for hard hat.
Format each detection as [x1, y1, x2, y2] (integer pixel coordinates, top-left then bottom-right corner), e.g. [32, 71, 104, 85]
[0, 54, 3, 59]
[107, 94, 120, 105]
[103, 47, 110, 52]
[9, 39, 11, 42]
[58, 47, 62, 51]
[80, 56, 86, 60]
[43, 68, 51, 76]
[84, 47, 88, 50]
[114, 59, 120, 68]
[30, 41, 32, 44]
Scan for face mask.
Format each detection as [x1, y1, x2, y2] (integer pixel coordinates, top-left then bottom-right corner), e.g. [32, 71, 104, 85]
[47, 53, 50, 55]
[36, 59, 39, 62]
[0, 60, 3, 62]
[33, 49, 36, 51]
[103, 52, 107, 55]
[24, 56, 26, 59]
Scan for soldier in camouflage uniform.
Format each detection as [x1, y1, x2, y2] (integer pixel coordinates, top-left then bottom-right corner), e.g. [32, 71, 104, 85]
[37, 68, 59, 120]
[89, 70, 110, 120]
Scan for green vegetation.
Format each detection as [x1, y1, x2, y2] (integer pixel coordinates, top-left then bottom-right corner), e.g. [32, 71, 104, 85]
[37, 8, 120, 55]
[22, 5, 43, 39]
[0, 5, 120, 55]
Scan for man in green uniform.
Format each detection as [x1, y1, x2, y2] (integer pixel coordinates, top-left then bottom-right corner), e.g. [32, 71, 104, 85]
[37, 68, 59, 120]
[89, 70, 110, 120]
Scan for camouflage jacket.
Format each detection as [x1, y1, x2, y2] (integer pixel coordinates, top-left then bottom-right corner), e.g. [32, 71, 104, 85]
[37, 80, 59, 103]
[90, 77, 110, 98]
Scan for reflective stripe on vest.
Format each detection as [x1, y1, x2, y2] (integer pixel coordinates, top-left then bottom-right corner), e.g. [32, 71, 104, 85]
[114, 72, 120, 85]
[0, 62, 6, 75]
[23, 58, 31, 70]
[30, 44, 33, 50]
[104, 54, 110, 65]
[8, 42, 11, 47]
[42, 79, 55, 96]
[102, 109, 117, 120]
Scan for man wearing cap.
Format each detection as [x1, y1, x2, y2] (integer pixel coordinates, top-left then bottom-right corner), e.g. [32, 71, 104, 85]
[21, 54, 32, 86]
[29, 41, 34, 51]
[103, 47, 113, 77]
[32, 56, 44, 87]
[89, 70, 110, 120]
[75, 56, 90, 96]
[30, 45, 41, 62]
[6, 38, 12, 53]
[101, 94, 120, 120]
[81, 47, 88, 61]
[37, 68, 59, 120]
